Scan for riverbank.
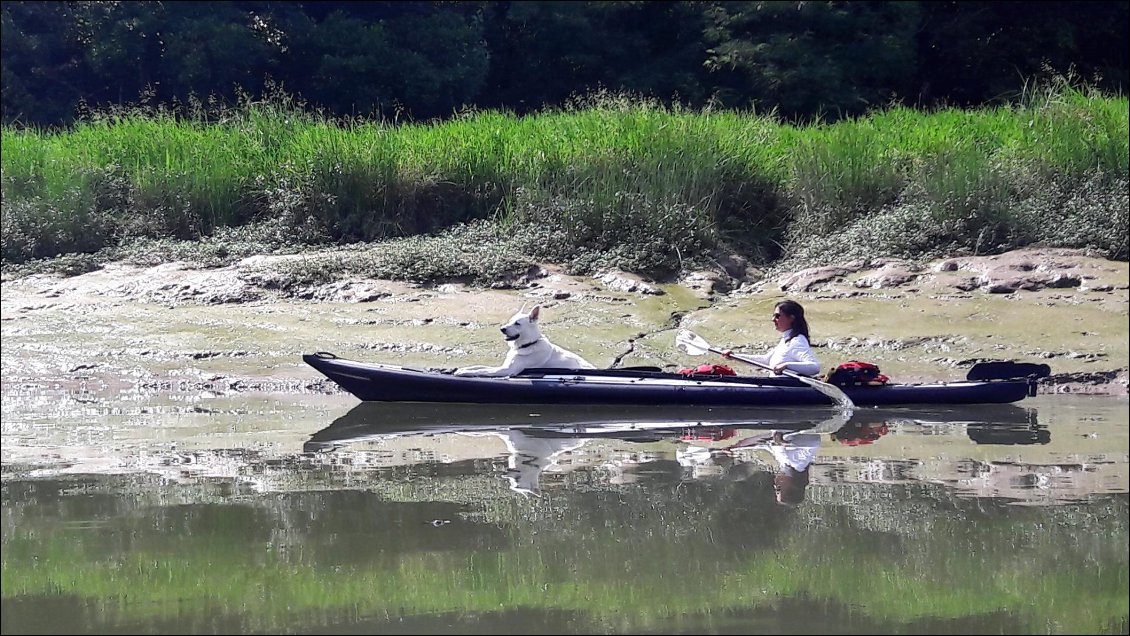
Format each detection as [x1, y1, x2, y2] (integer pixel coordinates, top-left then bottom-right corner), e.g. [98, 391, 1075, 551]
[2, 246, 1126, 397]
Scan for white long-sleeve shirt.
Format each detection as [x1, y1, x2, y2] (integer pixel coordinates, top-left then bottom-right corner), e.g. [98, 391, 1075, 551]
[749, 329, 822, 377]
[766, 432, 822, 472]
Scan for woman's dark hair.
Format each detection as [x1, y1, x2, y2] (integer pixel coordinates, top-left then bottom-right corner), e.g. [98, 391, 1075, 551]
[774, 466, 810, 506]
[776, 300, 810, 342]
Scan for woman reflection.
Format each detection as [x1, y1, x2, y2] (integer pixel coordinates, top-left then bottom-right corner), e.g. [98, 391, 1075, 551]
[676, 413, 853, 505]
[729, 429, 821, 506]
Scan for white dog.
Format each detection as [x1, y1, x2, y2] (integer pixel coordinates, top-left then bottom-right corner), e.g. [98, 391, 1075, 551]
[454, 305, 596, 377]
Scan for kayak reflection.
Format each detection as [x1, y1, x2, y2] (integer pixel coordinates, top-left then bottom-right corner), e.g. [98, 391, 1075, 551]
[306, 403, 1043, 497]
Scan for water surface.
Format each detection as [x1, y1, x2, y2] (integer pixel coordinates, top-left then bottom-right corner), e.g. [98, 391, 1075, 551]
[2, 386, 1127, 635]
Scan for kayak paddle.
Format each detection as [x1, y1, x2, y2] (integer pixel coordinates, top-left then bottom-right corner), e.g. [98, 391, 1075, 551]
[675, 329, 855, 409]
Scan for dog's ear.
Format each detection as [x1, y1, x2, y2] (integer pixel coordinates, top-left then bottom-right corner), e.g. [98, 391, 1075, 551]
[529, 305, 541, 322]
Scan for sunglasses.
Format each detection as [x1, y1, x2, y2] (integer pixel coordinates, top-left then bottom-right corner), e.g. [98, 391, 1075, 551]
[772, 313, 783, 320]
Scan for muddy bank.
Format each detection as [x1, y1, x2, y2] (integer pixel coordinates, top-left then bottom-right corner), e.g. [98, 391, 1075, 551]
[2, 247, 1127, 396]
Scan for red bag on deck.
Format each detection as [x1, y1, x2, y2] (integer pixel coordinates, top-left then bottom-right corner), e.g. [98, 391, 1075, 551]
[825, 361, 889, 386]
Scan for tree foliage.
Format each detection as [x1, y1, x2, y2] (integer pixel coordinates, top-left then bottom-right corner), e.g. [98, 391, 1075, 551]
[1, 0, 1127, 126]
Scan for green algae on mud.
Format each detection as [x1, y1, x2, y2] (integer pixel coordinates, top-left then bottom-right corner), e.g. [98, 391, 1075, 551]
[1, 248, 1126, 395]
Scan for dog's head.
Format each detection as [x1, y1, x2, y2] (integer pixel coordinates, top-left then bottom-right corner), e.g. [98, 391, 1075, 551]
[500, 305, 542, 343]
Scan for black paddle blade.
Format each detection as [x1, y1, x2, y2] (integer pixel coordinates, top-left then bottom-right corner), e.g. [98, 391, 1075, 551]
[966, 361, 1051, 381]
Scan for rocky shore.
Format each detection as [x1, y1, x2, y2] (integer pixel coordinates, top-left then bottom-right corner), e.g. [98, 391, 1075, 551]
[2, 247, 1127, 397]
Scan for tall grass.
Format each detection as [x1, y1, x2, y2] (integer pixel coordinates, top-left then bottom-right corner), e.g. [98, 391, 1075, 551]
[2, 81, 1126, 277]
[782, 80, 1129, 266]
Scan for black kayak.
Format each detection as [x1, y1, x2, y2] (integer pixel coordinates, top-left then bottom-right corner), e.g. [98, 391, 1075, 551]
[303, 352, 1047, 407]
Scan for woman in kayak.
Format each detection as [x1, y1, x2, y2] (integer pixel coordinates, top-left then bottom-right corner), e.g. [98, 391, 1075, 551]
[728, 300, 821, 377]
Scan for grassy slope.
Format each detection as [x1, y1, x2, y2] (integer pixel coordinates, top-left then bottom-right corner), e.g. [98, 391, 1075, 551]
[2, 83, 1126, 280]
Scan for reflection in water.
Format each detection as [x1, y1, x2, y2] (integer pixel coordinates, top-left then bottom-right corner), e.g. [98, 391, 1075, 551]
[831, 419, 893, 446]
[678, 411, 852, 506]
[465, 429, 587, 496]
[2, 394, 1127, 635]
[733, 429, 822, 506]
[304, 403, 1066, 505]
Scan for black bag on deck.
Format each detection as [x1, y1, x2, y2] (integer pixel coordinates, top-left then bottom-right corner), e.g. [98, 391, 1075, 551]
[966, 361, 1051, 381]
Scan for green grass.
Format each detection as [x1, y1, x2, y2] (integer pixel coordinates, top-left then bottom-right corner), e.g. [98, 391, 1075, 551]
[2, 80, 1126, 279]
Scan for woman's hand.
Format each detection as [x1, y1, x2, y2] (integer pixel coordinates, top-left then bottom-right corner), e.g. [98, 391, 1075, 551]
[773, 363, 789, 374]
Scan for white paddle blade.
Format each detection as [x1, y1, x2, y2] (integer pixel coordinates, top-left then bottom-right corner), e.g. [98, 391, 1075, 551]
[807, 381, 855, 410]
[675, 329, 711, 355]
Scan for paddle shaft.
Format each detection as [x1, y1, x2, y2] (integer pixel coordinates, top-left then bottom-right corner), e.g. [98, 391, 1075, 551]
[711, 346, 811, 383]
[674, 328, 854, 408]
[712, 346, 854, 408]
